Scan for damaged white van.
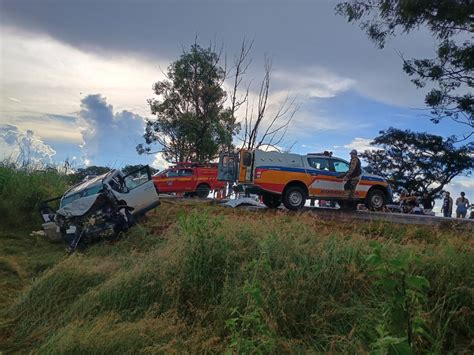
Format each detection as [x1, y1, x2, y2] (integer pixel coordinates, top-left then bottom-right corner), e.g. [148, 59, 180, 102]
[40, 165, 160, 252]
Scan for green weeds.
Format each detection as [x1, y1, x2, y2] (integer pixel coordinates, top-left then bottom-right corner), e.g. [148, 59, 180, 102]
[367, 242, 431, 353]
[0, 202, 472, 353]
[0, 164, 68, 229]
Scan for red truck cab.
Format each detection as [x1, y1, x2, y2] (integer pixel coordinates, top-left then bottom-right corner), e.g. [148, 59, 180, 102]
[152, 163, 226, 198]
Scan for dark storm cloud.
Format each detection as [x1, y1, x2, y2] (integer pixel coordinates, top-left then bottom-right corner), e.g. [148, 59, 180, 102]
[1, 0, 436, 107]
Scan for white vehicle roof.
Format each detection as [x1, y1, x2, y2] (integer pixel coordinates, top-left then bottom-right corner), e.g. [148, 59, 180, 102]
[254, 150, 304, 168]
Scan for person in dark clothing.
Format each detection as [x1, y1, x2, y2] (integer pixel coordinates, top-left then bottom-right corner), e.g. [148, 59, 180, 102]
[441, 191, 453, 218]
[421, 192, 434, 212]
[342, 149, 362, 200]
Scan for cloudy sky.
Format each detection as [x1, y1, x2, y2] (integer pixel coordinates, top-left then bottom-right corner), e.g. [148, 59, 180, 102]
[0, 0, 472, 197]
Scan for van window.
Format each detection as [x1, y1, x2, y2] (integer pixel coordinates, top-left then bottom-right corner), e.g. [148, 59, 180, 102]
[307, 157, 330, 171]
[124, 166, 151, 190]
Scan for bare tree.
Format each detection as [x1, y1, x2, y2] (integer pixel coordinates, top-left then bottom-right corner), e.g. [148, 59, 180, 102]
[140, 38, 298, 159]
[242, 56, 299, 152]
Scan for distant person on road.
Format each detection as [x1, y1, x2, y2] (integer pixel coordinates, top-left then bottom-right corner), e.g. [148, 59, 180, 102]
[422, 192, 434, 213]
[441, 191, 453, 218]
[342, 149, 361, 200]
[455, 192, 470, 218]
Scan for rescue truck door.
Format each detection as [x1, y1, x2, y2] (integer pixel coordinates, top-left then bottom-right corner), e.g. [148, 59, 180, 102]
[155, 169, 178, 193]
[174, 168, 194, 191]
[332, 159, 350, 196]
[239, 150, 253, 183]
[217, 153, 239, 182]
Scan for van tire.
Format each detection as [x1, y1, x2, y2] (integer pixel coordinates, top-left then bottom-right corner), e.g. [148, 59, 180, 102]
[262, 193, 281, 209]
[196, 184, 210, 198]
[283, 186, 306, 211]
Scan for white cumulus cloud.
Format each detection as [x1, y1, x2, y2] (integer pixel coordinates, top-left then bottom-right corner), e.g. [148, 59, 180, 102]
[78, 94, 147, 166]
[273, 67, 356, 99]
[344, 138, 378, 153]
[151, 152, 171, 172]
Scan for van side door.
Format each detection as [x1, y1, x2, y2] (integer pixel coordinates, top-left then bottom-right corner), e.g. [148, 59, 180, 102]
[118, 166, 159, 214]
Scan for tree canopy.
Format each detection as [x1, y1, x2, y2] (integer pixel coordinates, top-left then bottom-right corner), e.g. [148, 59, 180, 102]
[122, 164, 158, 176]
[69, 165, 111, 184]
[137, 44, 239, 163]
[360, 127, 473, 196]
[336, 0, 473, 138]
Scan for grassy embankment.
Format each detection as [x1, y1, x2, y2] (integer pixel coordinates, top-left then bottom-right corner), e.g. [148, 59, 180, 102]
[0, 166, 472, 353]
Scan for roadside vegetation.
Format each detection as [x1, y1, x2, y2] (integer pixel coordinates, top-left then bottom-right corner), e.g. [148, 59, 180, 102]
[0, 162, 68, 229]
[0, 166, 472, 353]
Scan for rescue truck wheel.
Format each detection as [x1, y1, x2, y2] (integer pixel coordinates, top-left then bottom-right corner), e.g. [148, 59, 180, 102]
[366, 188, 386, 210]
[196, 184, 211, 198]
[283, 186, 306, 211]
[262, 193, 281, 209]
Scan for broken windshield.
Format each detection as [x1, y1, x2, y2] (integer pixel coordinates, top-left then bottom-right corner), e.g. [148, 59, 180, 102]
[60, 184, 103, 208]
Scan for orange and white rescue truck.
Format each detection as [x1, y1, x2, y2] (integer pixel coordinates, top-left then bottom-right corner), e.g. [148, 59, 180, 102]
[217, 149, 392, 210]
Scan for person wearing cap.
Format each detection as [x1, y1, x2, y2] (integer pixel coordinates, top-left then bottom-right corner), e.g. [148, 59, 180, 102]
[342, 149, 362, 200]
[455, 192, 470, 218]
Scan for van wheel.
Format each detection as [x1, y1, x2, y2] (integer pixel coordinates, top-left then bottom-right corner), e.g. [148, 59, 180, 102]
[283, 186, 306, 211]
[366, 189, 386, 210]
[262, 194, 281, 209]
[196, 184, 210, 198]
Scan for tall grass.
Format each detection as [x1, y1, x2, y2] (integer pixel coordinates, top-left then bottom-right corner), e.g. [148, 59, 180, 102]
[0, 162, 68, 229]
[1, 203, 473, 353]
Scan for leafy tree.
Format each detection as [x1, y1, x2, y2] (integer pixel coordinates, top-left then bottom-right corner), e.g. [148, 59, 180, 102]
[361, 127, 472, 196]
[336, 0, 473, 138]
[122, 164, 158, 176]
[69, 165, 111, 184]
[137, 44, 239, 163]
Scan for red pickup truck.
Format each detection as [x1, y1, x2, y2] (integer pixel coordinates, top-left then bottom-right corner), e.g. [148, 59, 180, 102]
[152, 163, 226, 198]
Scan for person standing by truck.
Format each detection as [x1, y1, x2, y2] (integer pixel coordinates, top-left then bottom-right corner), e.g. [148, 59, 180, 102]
[441, 191, 453, 217]
[342, 149, 362, 200]
[455, 192, 470, 218]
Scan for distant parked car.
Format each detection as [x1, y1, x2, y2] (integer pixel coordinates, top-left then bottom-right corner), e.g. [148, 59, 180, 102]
[153, 163, 226, 198]
[40, 165, 160, 251]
